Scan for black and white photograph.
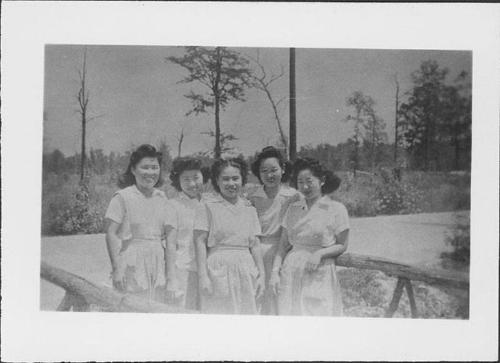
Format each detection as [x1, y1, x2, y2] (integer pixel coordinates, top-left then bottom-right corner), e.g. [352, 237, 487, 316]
[2, 2, 499, 362]
[40, 44, 472, 319]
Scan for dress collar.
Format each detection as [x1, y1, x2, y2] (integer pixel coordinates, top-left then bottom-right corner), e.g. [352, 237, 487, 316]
[132, 184, 163, 198]
[177, 191, 202, 203]
[253, 185, 296, 199]
[211, 193, 247, 208]
[291, 195, 330, 211]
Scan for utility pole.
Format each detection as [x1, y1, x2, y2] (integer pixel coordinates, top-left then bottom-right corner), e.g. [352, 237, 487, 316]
[289, 48, 297, 161]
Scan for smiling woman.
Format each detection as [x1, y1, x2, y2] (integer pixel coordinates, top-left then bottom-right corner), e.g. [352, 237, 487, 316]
[104, 144, 169, 302]
[194, 158, 266, 314]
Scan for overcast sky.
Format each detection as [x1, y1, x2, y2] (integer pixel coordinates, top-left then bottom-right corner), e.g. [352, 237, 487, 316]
[43, 45, 471, 157]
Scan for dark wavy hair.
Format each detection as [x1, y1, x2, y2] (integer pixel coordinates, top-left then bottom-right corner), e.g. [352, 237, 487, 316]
[291, 157, 341, 194]
[169, 157, 210, 191]
[118, 144, 163, 189]
[251, 146, 292, 184]
[211, 157, 248, 194]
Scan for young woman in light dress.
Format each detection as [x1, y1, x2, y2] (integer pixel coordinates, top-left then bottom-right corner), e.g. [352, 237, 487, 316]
[269, 158, 349, 316]
[104, 144, 169, 302]
[194, 158, 266, 314]
[248, 146, 299, 315]
[164, 157, 210, 311]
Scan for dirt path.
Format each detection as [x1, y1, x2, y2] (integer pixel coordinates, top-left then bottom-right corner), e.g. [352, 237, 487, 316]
[40, 210, 469, 310]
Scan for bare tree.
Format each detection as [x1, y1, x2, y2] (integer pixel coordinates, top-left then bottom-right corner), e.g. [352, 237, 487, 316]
[289, 48, 297, 161]
[75, 47, 103, 182]
[176, 127, 185, 157]
[393, 73, 400, 163]
[77, 48, 89, 182]
[247, 52, 288, 156]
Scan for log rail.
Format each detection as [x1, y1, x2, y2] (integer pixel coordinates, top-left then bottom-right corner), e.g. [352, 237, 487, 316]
[41, 252, 469, 316]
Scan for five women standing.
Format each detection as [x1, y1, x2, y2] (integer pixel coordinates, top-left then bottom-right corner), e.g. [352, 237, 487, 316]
[105, 144, 349, 316]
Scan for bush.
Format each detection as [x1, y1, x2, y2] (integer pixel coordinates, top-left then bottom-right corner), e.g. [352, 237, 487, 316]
[50, 181, 104, 235]
[441, 214, 470, 270]
[375, 169, 423, 215]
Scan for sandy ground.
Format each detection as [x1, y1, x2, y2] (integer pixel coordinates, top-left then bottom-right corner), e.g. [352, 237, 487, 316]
[40, 210, 469, 310]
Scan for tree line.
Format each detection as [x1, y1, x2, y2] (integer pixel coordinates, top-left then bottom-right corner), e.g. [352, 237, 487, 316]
[44, 46, 471, 179]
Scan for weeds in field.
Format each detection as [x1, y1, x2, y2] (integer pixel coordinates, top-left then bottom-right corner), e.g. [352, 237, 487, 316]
[338, 268, 468, 319]
[41, 169, 470, 235]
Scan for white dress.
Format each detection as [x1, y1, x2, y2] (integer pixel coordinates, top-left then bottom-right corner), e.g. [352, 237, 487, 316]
[248, 185, 298, 314]
[105, 185, 168, 299]
[165, 192, 208, 310]
[278, 196, 349, 316]
[194, 195, 262, 315]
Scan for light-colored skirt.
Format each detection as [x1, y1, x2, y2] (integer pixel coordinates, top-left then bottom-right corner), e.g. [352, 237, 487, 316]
[278, 246, 343, 316]
[260, 239, 279, 315]
[119, 239, 166, 300]
[201, 247, 259, 315]
[169, 267, 199, 311]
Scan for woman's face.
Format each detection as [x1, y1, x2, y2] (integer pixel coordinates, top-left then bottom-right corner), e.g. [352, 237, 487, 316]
[297, 169, 323, 201]
[217, 165, 242, 201]
[179, 169, 203, 199]
[132, 157, 160, 191]
[259, 157, 283, 189]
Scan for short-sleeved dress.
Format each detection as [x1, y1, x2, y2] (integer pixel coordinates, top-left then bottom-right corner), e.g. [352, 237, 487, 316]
[105, 185, 169, 299]
[248, 185, 298, 314]
[164, 192, 207, 311]
[278, 196, 349, 316]
[194, 194, 262, 315]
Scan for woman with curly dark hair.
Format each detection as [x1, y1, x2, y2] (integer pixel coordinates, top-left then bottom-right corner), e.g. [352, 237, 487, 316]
[164, 157, 210, 310]
[104, 144, 168, 302]
[248, 146, 299, 315]
[194, 158, 265, 314]
[269, 157, 349, 316]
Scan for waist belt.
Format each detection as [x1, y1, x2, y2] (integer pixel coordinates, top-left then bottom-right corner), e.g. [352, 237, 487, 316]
[209, 245, 250, 253]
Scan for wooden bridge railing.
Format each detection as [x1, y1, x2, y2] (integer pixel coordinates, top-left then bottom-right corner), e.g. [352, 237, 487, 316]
[41, 253, 469, 317]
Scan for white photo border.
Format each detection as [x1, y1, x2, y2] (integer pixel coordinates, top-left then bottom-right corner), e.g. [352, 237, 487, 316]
[1, 2, 499, 361]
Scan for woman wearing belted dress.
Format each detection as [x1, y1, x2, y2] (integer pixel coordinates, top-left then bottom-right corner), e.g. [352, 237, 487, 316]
[104, 144, 171, 302]
[269, 157, 349, 316]
[248, 146, 299, 314]
[194, 158, 265, 314]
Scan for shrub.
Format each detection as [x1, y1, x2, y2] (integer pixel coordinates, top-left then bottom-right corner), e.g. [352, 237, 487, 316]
[441, 214, 470, 270]
[50, 180, 104, 235]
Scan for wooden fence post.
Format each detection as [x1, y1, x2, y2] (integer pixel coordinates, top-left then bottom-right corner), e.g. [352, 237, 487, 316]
[385, 277, 405, 317]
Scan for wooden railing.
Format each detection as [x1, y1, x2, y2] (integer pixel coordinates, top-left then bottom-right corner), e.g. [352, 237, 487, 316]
[40, 262, 196, 313]
[41, 253, 469, 316]
[336, 253, 469, 318]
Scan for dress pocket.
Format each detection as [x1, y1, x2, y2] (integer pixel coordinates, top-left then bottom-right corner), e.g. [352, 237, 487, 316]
[301, 266, 329, 305]
[208, 265, 230, 297]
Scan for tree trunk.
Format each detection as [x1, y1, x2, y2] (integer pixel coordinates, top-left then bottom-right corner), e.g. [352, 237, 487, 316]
[80, 111, 86, 181]
[214, 48, 222, 159]
[423, 118, 429, 170]
[394, 74, 399, 163]
[289, 48, 297, 161]
[454, 120, 460, 170]
[371, 116, 376, 172]
[177, 128, 184, 158]
[79, 48, 88, 182]
[264, 86, 288, 158]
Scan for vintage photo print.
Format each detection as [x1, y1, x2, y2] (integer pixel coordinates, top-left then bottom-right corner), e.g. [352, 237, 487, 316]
[2, 2, 499, 362]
